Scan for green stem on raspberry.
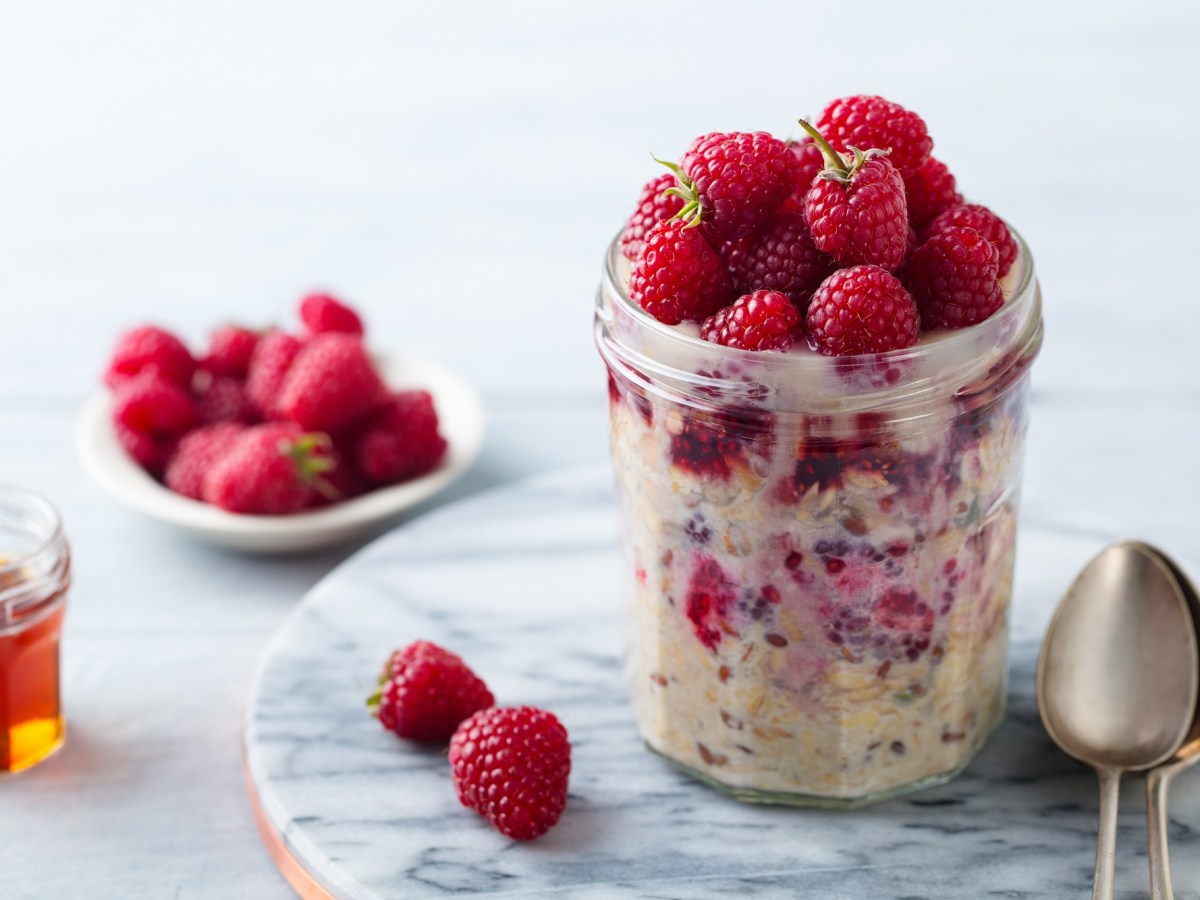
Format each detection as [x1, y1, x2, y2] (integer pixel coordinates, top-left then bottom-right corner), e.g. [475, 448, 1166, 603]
[281, 433, 342, 500]
[653, 156, 687, 182]
[797, 119, 848, 177]
[366, 687, 382, 716]
[653, 154, 704, 229]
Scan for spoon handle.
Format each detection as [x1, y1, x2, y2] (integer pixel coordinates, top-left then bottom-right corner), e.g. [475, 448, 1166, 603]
[1147, 767, 1177, 900]
[1093, 767, 1121, 900]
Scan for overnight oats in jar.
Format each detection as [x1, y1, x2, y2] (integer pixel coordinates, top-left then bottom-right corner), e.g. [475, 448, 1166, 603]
[595, 95, 1044, 806]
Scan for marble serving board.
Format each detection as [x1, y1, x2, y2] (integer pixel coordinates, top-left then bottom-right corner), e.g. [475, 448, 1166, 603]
[242, 467, 1200, 899]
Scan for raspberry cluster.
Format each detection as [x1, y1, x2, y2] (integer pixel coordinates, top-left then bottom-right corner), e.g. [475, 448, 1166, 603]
[620, 94, 1017, 356]
[103, 293, 448, 514]
[368, 640, 571, 842]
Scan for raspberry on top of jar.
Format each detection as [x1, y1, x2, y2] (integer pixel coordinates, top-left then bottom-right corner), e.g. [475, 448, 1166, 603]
[618, 95, 1018, 359]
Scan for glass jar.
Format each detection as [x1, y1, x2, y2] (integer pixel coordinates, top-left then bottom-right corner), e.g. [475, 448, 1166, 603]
[0, 487, 70, 773]
[595, 232, 1043, 807]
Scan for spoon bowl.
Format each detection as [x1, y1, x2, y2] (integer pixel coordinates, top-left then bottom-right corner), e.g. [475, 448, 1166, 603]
[1136, 544, 1200, 900]
[1037, 541, 1199, 900]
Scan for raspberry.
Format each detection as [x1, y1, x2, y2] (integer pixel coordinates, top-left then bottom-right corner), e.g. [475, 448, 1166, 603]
[629, 219, 732, 325]
[196, 375, 256, 424]
[299, 292, 365, 336]
[701, 290, 799, 351]
[201, 325, 259, 379]
[787, 137, 826, 198]
[872, 588, 935, 661]
[714, 233, 749, 271]
[449, 706, 570, 841]
[114, 422, 171, 474]
[619, 173, 686, 260]
[354, 390, 447, 484]
[245, 331, 303, 419]
[923, 203, 1018, 277]
[901, 222, 919, 269]
[104, 325, 196, 389]
[669, 417, 738, 480]
[164, 422, 245, 500]
[815, 95, 933, 177]
[905, 226, 1004, 330]
[904, 157, 962, 230]
[368, 641, 494, 742]
[685, 554, 737, 650]
[671, 131, 797, 239]
[202, 422, 336, 514]
[310, 444, 366, 506]
[726, 210, 833, 307]
[800, 122, 908, 271]
[111, 373, 201, 474]
[275, 333, 387, 434]
[806, 266, 920, 356]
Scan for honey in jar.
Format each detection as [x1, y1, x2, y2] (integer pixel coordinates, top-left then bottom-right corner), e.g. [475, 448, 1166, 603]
[1, 488, 70, 773]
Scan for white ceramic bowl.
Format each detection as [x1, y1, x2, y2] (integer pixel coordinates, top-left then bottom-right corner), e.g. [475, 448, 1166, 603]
[76, 354, 484, 553]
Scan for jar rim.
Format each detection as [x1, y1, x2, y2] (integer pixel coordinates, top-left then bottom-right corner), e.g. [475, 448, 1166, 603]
[597, 223, 1043, 418]
[0, 485, 66, 575]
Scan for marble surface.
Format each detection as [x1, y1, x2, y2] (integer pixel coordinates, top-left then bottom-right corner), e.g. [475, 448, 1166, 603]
[2, 1, 1200, 897]
[246, 468, 1200, 899]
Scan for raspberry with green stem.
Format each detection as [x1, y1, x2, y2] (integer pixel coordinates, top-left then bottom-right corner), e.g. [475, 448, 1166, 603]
[283, 432, 340, 502]
[653, 131, 797, 240]
[799, 119, 908, 271]
[798, 118, 888, 187]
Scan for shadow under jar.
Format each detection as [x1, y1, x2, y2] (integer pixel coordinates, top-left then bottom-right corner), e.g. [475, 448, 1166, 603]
[1, 487, 70, 774]
[595, 231, 1043, 808]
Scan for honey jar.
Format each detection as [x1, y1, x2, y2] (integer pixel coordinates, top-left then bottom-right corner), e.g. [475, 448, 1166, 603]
[1, 487, 70, 773]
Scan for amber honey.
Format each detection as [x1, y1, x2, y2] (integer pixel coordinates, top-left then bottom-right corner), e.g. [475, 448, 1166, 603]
[1, 593, 66, 772]
[1, 488, 70, 775]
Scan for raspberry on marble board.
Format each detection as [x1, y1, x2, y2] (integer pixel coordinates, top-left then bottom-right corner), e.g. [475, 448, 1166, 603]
[449, 706, 571, 841]
[368, 640, 494, 743]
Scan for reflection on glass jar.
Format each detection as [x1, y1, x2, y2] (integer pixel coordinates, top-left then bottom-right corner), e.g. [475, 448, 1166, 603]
[595, 230, 1043, 807]
[1, 488, 70, 773]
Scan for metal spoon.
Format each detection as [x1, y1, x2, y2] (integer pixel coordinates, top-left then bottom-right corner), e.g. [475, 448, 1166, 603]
[1136, 544, 1200, 900]
[1037, 541, 1199, 900]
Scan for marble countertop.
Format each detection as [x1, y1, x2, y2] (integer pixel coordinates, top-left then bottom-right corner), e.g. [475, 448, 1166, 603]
[244, 469, 1200, 899]
[2, 1, 1200, 897]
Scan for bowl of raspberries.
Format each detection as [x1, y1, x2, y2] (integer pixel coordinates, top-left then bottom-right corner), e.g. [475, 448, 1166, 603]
[77, 293, 484, 552]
